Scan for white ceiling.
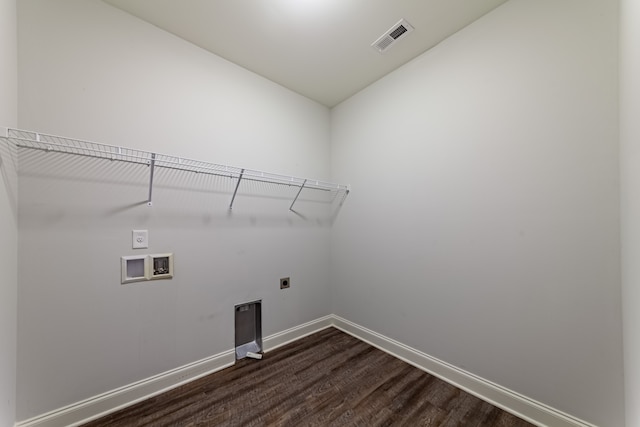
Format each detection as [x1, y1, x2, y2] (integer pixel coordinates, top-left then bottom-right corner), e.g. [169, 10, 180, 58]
[103, 0, 509, 107]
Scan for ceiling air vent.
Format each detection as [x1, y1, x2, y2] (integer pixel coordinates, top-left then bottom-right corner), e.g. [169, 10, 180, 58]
[371, 19, 414, 53]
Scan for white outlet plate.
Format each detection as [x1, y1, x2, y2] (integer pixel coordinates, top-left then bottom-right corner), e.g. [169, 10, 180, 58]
[132, 229, 148, 249]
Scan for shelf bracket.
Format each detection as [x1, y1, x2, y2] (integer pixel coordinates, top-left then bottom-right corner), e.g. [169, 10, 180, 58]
[290, 179, 307, 211]
[229, 168, 245, 210]
[148, 153, 156, 206]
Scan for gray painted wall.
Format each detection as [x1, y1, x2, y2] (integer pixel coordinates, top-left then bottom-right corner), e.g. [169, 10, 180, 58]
[330, 0, 623, 425]
[17, 0, 332, 420]
[0, 0, 18, 425]
[621, 0, 640, 425]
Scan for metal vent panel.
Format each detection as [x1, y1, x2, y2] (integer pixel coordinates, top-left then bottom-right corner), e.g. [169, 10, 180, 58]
[375, 36, 395, 52]
[389, 25, 408, 40]
[371, 19, 414, 53]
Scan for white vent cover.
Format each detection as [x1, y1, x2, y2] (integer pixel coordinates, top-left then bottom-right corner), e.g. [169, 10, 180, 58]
[371, 19, 414, 53]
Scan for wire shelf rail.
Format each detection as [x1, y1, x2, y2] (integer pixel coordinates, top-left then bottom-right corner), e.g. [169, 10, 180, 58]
[1, 128, 350, 210]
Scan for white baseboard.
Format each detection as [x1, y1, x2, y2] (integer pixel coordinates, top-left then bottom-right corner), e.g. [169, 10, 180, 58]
[15, 315, 333, 427]
[331, 315, 597, 427]
[16, 350, 236, 427]
[263, 315, 333, 353]
[15, 314, 597, 427]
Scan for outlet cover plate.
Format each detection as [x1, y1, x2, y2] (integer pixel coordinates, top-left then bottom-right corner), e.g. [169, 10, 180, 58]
[280, 277, 290, 289]
[132, 229, 148, 249]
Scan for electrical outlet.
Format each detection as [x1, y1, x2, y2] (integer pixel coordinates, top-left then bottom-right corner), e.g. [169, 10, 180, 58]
[280, 277, 290, 289]
[132, 229, 148, 249]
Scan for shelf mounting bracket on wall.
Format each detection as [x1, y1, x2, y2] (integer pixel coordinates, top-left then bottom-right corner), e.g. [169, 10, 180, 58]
[147, 153, 156, 206]
[289, 179, 307, 212]
[229, 168, 245, 210]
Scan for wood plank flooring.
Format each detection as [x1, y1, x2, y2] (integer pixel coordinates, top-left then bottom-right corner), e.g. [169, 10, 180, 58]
[83, 327, 535, 426]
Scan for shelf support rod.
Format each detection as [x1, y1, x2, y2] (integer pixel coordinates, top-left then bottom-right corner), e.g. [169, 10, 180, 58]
[290, 179, 307, 211]
[147, 153, 156, 206]
[229, 168, 245, 210]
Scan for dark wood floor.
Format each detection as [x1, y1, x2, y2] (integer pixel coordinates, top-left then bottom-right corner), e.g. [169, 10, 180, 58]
[83, 327, 535, 426]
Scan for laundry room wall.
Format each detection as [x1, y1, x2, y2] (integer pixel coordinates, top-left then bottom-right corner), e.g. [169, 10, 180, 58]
[0, 0, 18, 425]
[331, 0, 623, 425]
[16, 0, 333, 421]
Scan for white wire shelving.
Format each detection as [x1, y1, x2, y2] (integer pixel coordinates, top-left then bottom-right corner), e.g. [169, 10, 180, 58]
[0, 128, 350, 211]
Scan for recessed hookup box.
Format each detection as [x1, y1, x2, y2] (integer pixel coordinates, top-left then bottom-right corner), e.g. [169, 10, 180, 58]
[235, 300, 262, 360]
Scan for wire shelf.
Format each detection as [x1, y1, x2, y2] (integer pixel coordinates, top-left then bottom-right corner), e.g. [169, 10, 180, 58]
[1, 128, 350, 210]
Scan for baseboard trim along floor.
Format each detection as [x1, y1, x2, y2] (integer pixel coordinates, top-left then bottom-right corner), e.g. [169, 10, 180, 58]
[15, 316, 334, 427]
[15, 349, 236, 427]
[263, 315, 334, 353]
[330, 315, 597, 427]
[16, 314, 597, 427]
